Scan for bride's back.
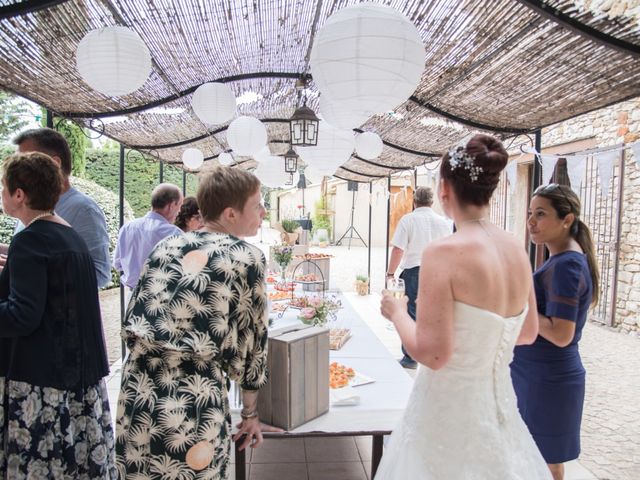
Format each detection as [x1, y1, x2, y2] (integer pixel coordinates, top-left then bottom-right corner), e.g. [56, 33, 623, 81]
[445, 223, 531, 318]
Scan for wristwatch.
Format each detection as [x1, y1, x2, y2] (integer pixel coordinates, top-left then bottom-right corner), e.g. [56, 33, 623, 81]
[386, 272, 394, 277]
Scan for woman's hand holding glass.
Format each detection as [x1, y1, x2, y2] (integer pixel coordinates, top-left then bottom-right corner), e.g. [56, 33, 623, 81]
[381, 277, 409, 322]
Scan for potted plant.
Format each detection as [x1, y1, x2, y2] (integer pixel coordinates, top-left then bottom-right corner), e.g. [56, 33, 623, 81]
[280, 218, 300, 245]
[355, 274, 369, 295]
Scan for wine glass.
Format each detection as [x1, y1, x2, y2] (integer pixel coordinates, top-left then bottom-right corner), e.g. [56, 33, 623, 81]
[386, 277, 405, 299]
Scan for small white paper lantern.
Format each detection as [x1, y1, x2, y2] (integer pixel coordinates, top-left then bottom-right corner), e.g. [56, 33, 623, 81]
[191, 82, 236, 125]
[253, 146, 272, 163]
[226, 116, 267, 156]
[218, 152, 233, 166]
[76, 26, 152, 96]
[310, 3, 424, 119]
[297, 121, 354, 172]
[355, 132, 384, 160]
[182, 148, 204, 170]
[254, 156, 291, 188]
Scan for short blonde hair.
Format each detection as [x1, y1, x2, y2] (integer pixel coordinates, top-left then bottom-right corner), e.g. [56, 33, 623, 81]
[197, 167, 261, 221]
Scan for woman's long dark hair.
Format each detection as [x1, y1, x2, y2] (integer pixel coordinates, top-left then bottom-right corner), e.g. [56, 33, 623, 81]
[175, 196, 200, 232]
[534, 184, 600, 306]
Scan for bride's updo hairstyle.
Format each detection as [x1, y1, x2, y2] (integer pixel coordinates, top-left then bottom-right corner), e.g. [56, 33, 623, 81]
[439, 134, 509, 206]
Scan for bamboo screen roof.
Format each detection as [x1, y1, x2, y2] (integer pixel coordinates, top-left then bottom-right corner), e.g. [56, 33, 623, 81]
[1, 0, 639, 181]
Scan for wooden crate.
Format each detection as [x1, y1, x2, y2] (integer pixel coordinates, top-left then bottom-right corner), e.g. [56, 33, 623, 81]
[258, 324, 330, 430]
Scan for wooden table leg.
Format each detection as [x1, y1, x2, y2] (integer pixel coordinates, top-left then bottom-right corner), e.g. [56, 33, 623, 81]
[235, 439, 246, 480]
[371, 434, 384, 477]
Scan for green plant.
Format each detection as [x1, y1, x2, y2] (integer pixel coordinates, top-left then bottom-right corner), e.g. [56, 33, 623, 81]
[272, 244, 294, 268]
[356, 274, 369, 283]
[280, 218, 299, 233]
[312, 197, 331, 237]
[298, 295, 341, 326]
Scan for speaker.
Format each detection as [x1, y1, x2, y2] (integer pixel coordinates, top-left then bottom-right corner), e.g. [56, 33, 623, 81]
[347, 181, 358, 191]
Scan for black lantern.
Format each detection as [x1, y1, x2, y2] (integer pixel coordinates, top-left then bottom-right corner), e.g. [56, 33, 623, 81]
[289, 105, 319, 146]
[284, 147, 299, 173]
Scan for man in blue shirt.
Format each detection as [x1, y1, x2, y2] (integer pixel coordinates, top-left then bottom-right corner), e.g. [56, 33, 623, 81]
[5, 128, 112, 288]
[113, 183, 183, 293]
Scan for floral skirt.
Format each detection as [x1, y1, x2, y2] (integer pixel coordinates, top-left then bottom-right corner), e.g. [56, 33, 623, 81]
[0, 377, 117, 479]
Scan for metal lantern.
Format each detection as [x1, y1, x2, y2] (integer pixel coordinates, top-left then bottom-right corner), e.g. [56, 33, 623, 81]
[284, 147, 299, 173]
[289, 105, 320, 146]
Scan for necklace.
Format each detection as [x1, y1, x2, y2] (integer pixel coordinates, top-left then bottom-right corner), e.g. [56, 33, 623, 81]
[27, 211, 54, 227]
[457, 217, 487, 228]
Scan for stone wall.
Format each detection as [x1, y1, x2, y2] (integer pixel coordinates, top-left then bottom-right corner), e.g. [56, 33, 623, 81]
[536, 98, 640, 332]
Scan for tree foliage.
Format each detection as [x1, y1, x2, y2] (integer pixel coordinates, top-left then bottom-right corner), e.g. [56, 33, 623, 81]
[0, 91, 31, 142]
[85, 148, 198, 217]
[39, 108, 90, 178]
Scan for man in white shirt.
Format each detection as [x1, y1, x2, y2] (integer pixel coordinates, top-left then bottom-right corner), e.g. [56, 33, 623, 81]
[387, 187, 453, 369]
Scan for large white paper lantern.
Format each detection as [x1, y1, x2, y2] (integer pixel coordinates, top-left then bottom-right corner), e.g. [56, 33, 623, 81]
[191, 82, 236, 124]
[297, 121, 354, 173]
[226, 116, 267, 156]
[254, 156, 291, 188]
[253, 146, 272, 163]
[319, 96, 370, 130]
[355, 132, 384, 160]
[76, 26, 152, 96]
[182, 148, 204, 170]
[218, 152, 233, 166]
[310, 3, 424, 119]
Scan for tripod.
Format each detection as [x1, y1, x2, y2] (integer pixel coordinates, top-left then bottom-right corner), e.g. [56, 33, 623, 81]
[336, 190, 367, 249]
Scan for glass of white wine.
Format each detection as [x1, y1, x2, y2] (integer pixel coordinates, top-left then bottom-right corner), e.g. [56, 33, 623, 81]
[386, 277, 405, 299]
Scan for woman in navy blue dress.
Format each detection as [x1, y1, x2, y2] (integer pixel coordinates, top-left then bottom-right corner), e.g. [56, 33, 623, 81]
[511, 183, 599, 480]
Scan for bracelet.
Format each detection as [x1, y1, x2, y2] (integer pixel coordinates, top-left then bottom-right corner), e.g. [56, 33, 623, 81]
[386, 273, 394, 277]
[240, 410, 259, 420]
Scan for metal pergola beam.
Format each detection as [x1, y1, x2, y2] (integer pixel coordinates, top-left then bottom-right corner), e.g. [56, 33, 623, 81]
[515, 0, 640, 58]
[0, 0, 68, 20]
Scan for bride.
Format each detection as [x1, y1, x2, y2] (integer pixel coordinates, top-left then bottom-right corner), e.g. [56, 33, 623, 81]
[376, 134, 552, 479]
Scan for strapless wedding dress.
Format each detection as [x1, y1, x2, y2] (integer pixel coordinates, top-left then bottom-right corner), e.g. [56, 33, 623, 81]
[375, 302, 552, 479]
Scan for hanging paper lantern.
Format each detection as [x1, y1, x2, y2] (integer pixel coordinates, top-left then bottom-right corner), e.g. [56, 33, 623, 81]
[226, 116, 267, 156]
[182, 148, 204, 170]
[191, 82, 236, 125]
[253, 146, 272, 163]
[355, 132, 384, 160]
[218, 152, 233, 166]
[254, 156, 291, 188]
[297, 121, 354, 173]
[310, 3, 424, 119]
[76, 26, 152, 96]
[319, 96, 369, 130]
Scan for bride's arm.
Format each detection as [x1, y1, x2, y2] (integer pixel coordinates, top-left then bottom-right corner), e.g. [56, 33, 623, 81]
[516, 285, 539, 345]
[382, 244, 455, 370]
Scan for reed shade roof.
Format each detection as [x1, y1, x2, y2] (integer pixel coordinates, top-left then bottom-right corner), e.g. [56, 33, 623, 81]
[1, 0, 639, 181]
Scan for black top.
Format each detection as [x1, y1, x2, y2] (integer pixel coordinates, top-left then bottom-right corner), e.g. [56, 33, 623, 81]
[0, 221, 109, 390]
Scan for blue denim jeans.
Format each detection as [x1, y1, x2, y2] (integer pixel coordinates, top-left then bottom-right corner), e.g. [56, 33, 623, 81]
[400, 266, 420, 360]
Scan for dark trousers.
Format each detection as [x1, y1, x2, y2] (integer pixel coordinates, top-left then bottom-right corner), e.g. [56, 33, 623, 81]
[400, 266, 420, 360]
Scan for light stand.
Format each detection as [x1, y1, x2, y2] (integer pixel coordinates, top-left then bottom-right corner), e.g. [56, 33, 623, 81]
[336, 183, 367, 249]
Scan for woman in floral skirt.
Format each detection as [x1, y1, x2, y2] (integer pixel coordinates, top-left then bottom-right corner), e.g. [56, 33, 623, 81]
[0, 152, 116, 478]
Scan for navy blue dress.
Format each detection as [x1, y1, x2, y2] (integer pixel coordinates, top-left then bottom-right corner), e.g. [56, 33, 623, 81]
[511, 251, 593, 464]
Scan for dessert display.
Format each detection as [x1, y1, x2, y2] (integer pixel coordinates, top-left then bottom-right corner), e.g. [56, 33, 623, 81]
[268, 291, 291, 302]
[274, 282, 296, 291]
[295, 273, 320, 282]
[269, 302, 288, 313]
[294, 253, 333, 260]
[288, 296, 310, 309]
[266, 275, 278, 284]
[329, 362, 356, 389]
[329, 328, 352, 350]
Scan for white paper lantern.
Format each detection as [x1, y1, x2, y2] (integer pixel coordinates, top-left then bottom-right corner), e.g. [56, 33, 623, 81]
[254, 156, 291, 188]
[226, 116, 267, 156]
[253, 146, 272, 163]
[76, 26, 152, 96]
[319, 96, 370, 130]
[218, 152, 233, 166]
[191, 82, 236, 124]
[297, 121, 354, 173]
[355, 132, 384, 160]
[310, 3, 424, 119]
[182, 148, 204, 170]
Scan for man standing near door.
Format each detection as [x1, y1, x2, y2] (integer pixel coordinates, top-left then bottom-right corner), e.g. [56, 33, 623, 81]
[386, 187, 452, 369]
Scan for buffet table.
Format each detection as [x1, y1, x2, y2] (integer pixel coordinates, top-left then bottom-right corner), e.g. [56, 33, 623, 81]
[232, 290, 413, 479]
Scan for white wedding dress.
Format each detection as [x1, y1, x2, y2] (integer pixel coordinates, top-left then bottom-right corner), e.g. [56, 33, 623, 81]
[375, 302, 552, 479]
